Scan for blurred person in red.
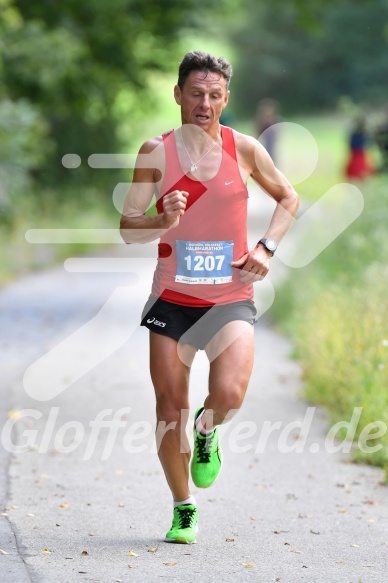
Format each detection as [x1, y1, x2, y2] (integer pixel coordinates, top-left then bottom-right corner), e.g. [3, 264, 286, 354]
[345, 116, 375, 180]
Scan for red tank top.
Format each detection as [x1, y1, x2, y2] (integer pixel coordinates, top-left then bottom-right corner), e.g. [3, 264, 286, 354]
[150, 125, 253, 307]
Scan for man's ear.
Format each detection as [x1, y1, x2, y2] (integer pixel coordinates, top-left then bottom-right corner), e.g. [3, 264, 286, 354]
[174, 85, 181, 105]
[222, 90, 230, 110]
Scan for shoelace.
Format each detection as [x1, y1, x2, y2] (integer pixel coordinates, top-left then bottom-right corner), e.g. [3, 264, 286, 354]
[177, 506, 196, 529]
[196, 433, 214, 463]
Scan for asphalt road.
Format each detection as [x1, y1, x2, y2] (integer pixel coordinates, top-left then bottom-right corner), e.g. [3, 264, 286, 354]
[1, 190, 387, 583]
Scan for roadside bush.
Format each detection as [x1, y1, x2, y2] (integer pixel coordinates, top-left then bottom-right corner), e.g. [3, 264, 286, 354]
[274, 176, 388, 479]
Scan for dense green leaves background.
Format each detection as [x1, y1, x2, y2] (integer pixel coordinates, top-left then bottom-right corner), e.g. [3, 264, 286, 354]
[0, 0, 229, 191]
[0, 0, 387, 198]
[230, 0, 388, 117]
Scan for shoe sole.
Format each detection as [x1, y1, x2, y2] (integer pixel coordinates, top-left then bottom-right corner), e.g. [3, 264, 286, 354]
[164, 525, 198, 544]
[164, 536, 197, 544]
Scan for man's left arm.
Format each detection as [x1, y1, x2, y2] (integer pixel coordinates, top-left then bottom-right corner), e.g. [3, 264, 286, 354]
[232, 134, 299, 282]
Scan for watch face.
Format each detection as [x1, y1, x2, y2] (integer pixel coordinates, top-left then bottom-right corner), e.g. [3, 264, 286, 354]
[266, 239, 277, 250]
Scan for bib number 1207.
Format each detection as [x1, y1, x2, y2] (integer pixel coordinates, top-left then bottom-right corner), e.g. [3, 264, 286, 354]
[184, 254, 225, 272]
[175, 240, 234, 285]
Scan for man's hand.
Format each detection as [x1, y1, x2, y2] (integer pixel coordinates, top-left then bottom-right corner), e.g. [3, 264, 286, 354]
[161, 190, 189, 228]
[231, 245, 271, 283]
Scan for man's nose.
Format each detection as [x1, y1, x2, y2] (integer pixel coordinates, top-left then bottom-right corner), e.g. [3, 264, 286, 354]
[201, 94, 210, 108]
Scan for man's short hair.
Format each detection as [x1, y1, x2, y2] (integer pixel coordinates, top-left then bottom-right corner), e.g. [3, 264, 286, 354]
[177, 51, 232, 90]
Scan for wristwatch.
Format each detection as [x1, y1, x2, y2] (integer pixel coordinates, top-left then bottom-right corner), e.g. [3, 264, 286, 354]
[257, 238, 278, 255]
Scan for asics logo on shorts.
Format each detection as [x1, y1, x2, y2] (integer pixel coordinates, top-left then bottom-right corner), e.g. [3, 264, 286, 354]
[147, 316, 166, 328]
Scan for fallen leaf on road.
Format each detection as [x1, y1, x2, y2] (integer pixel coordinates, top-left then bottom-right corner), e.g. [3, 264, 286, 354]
[363, 564, 375, 567]
[338, 509, 348, 513]
[27, 513, 35, 517]
[148, 547, 157, 553]
[0, 549, 9, 555]
[128, 550, 139, 557]
[288, 549, 302, 554]
[8, 410, 23, 420]
[41, 549, 52, 554]
[9, 505, 18, 510]
[226, 538, 235, 542]
[117, 503, 125, 508]
[128, 565, 137, 568]
[274, 530, 289, 534]
[242, 563, 254, 568]
[163, 562, 177, 566]
[286, 493, 298, 500]
[58, 502, 69, 508]
[350, 544, 360, 548]
[336, 559, 345, 564]
[310, 529, 320, 535]
[81, 550, 89, 555]
[364, 500, 379, 505]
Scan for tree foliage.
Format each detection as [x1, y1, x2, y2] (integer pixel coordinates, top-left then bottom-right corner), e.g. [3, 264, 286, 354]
[0, 0, 230, 189]
[230, 0, 388, 117]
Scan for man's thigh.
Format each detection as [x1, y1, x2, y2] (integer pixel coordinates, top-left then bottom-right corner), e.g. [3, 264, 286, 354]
[149, 331, 196, 399]
[205, 319, 254, 366]
[206, 320, 254, 404]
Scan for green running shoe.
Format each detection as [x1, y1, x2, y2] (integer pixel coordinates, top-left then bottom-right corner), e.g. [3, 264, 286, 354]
[191, 407, 222, 488]
[164, 504, 198, 544]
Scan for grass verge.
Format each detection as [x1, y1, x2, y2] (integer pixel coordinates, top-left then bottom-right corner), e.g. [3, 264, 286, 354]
[273, 172, 388, 480]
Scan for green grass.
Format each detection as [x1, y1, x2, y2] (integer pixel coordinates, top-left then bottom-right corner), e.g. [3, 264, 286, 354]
[290, 261, 388, 477]
[271, 126, 388, 479]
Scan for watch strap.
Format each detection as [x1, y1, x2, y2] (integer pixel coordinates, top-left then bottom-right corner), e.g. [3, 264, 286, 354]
[257, 238, 277, 255]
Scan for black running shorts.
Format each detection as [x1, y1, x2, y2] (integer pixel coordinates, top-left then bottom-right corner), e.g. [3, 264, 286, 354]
[140, 297, 257, 350]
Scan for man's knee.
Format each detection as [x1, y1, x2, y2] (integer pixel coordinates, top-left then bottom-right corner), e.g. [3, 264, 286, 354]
[156, 394, 189, 425]
[212, 386, 246, 416]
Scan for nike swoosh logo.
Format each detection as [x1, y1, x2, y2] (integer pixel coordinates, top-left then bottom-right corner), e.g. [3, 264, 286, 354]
[225, 181, 234, 186]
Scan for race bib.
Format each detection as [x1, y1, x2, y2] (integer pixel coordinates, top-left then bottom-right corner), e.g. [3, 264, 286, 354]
[175, 240, 234, 284]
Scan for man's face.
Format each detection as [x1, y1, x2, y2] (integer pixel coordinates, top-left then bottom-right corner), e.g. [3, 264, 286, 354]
[174, 70, 230, 130]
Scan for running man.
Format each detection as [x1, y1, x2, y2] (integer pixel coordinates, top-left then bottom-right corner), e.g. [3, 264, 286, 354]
[120, 51, 299, 544]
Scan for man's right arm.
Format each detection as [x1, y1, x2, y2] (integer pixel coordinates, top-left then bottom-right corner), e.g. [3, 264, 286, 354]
[120, 138, 189, 244]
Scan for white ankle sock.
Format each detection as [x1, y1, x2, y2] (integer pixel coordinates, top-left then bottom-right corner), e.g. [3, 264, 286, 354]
[174, 495, 196, 508]
[196, 408, 215, 436]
